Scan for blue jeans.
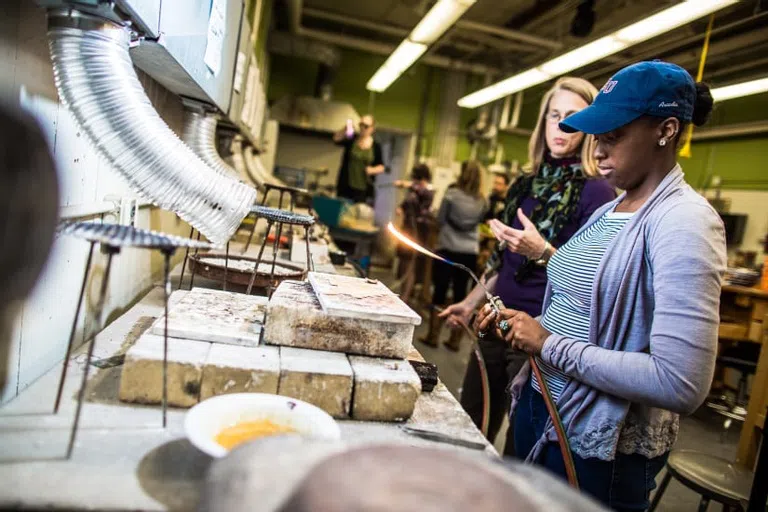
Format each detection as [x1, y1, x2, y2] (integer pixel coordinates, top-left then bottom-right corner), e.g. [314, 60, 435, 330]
[514, 379, 668, 511]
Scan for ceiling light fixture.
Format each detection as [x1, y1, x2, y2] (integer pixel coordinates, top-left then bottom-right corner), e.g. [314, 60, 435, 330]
[711, 76, 768, 101]
[458, 0, 739, 109]
[366, 0, 476, 93]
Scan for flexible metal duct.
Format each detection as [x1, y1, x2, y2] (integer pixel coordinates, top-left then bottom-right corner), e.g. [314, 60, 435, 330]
[47, 9, 256, 245]
[182, 110, 241, 181]
[243, 145, 285, 189]
[229, 135, 248, 180]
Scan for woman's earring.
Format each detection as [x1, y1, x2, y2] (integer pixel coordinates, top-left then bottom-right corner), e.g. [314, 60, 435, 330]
[658, 139, 667, 147]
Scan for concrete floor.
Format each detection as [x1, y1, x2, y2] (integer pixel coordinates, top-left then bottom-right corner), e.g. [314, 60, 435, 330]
[374, 267, 743, 512]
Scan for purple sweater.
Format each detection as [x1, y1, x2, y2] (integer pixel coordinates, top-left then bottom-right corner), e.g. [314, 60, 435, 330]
[496, 179, 616, 316]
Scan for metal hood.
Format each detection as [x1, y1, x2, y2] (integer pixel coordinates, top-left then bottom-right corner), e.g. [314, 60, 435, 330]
[270, 96, 360, 134]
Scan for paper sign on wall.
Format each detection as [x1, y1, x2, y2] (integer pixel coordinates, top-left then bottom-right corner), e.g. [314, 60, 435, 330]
[204, 0, 227, 76]
[233, 52, 246, 93]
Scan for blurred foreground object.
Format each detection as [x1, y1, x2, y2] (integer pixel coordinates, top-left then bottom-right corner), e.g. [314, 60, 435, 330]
[201, 437, 607, 511]
[0, 103, 59, 396]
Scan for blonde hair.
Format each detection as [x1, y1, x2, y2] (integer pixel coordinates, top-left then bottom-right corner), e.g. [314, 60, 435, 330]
[457, 160, 484, 199]
[524, 77, 599, 177]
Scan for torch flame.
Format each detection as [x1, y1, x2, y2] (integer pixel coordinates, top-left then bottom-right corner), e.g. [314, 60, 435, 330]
[387, 222, 497, 308]
[387, 222, 448, 263]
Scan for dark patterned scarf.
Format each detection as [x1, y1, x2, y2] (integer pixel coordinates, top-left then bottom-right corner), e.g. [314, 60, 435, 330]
[486, 154, 586, 282]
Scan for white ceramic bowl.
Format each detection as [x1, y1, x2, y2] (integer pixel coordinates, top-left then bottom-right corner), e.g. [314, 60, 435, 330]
[184, 393, 341, 458]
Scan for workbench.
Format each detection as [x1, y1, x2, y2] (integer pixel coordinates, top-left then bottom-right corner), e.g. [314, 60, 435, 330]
[0, 285, 493, 510]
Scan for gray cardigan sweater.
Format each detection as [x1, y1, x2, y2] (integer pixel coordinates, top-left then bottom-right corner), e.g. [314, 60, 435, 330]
[510, 165, 727, 461]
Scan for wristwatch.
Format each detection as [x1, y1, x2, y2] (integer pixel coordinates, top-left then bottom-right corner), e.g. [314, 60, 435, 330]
[534, 242, 553, 267]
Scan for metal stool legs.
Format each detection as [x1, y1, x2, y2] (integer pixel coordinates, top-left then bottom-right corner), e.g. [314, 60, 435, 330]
[178, 226, 195, 290]
[53, 241, 95, 414]
[649, 471, 672, 511]
[66, 245, 117, 459]
[246, 221, 273, 295]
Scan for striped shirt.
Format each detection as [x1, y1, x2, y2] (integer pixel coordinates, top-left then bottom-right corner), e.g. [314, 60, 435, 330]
[532, 208, 634, 400]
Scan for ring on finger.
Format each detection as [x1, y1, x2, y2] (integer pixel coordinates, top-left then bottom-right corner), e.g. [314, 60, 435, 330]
[477, 330, 486, 339]
[498, 319, 510, 333]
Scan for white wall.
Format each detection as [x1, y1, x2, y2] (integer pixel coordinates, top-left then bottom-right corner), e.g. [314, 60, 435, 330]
[704, 189, 768, 257]
[273, 130, 344, 190]
[1, 2, 190, 403]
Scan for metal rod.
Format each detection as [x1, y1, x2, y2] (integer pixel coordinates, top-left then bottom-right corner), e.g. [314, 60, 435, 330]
[189, 231, 201, 290]
[268, 222, 283, 298]
[162, 249, 173, 428]
[54, 241, 95, 414]
[246, 221, 273, 295]
[242, 212, 257, 254]
[304, 225, 313, 273]
[178, 226, 194, 290]
[223, 242, 229, 292]
[66, 247, 116, 459]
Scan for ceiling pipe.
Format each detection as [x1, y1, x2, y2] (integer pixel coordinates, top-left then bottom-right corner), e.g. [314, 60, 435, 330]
[302, 7, 562, 51]
[285, 0, 497, 75]
[46, 9, 256, 245]
[691, 120, 768, 141]
[455, 19, 562, 50]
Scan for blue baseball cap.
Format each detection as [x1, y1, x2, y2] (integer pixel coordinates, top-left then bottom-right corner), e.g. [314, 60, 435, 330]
[559, 61, 695, 135]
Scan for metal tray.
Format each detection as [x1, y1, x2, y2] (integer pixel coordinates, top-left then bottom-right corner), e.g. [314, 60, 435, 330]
[188, 253, 306, 290]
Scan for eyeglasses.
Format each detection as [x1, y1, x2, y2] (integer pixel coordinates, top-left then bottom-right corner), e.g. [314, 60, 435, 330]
[544, 111, 569, 124]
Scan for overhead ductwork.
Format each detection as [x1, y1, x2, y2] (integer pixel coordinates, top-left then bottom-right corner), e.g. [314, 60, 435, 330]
[46, 9, 256, 245]
[182, 110, 241, 181]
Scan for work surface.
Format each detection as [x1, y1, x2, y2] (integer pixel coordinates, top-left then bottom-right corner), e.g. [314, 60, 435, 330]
[0, 285, 494, 511]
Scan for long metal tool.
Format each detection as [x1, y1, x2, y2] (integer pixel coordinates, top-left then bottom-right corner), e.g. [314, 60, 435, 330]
[387, 222, 579, 489]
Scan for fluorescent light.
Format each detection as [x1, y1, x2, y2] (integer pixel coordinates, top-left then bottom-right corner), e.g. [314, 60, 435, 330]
[459, 69, 550, 108]
[411, 0, 476, 44]
[614, 0, 735, 43]
[458, 0, 739, 108]
[366, 41, 428, 92]
[539, 36, 626, 76]
[367, 67, 400, 93]
[366, 0, 476, 92]
[386, 40, 429, 72]
[711, 77, 768, 101]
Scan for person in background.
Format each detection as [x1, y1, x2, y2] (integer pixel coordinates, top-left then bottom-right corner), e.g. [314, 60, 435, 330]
[333, 114, 386, 204]
[395, 164, 434, 303]
[439, 77, 615, 455]
[485, 173, 510, 221]
[475, 61, 724, 510]
[421, 161, 487, 350]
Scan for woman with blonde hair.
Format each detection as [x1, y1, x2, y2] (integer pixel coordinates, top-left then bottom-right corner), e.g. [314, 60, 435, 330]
[438, 77, 615, 455]
[421, 161, 487, 350]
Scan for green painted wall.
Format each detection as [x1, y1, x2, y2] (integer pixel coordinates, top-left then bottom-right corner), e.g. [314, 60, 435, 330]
[268, 47, 443, 155]
[268, 47, 767, 189]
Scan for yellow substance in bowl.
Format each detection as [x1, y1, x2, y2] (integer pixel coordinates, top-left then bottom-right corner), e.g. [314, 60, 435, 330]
[215, 419, 297, 450]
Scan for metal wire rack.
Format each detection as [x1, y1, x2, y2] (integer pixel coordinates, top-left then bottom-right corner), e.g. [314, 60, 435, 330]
[53, 221, 216, 459]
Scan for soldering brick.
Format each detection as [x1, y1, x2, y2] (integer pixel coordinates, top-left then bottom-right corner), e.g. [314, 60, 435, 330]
[278, 347, 353, 418]
[119, 334, 210, 407]
[200, 344, 280, 400]
[348, 355, 422, 422]
[264, 281, 414, 359]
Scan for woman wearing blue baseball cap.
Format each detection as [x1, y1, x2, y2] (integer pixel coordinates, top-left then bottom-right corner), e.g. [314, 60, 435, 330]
[475, 60, 726, 510]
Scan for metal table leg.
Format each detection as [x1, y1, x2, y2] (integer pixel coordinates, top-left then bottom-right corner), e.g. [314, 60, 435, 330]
[178, 226, 195, 290]
[267, 222, 284, 298]
[53, 241, 95, 414]
[223, 242, 229, 292]
[66, 245, 118, 459]
[161, 248, 174, 428]
[189, 231, 202, 290]
[246, 221, 273, 295]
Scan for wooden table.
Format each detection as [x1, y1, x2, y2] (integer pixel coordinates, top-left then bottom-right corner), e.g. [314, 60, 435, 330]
[717, 285, 768, 468]
[735, 314, 768, 468]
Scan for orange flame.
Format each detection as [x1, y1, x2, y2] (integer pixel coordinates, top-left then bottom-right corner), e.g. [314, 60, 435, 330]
[387, 222, 447, 263]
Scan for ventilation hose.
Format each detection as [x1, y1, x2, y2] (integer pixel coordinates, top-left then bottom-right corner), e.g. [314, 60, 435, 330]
[47, 9, 256, 245]
[182, 111, 241, 181]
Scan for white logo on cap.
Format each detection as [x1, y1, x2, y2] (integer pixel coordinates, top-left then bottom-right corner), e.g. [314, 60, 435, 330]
[601, 80, 618, 93]
[659, 101, 679, 108]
